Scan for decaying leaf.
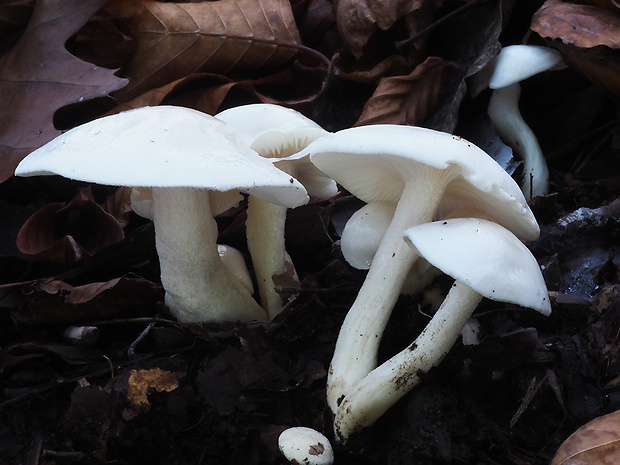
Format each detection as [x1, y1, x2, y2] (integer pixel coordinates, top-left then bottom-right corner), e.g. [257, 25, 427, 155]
[16, 190, 125, 266]
[125, 368, 179, 417]
[0, 0, 128, 183]
[552, 410, 620, 464]
[531, 0, 620, 96]
[14, 277, 161, 324]
[113, 0, 304, 101]
[335, 0, 429, 58]
[531, 0, 620, 49]
[355, 56, 456, 126]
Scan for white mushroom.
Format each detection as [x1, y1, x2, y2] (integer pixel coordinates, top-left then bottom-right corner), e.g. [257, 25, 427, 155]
[216, 104, 335, 319]
[484, 45, 564, 199]
[333, 218, 551, 439]
[307, 124, 539, 414]
[15, 106, 308, 323]
[278, 427, 334, 465]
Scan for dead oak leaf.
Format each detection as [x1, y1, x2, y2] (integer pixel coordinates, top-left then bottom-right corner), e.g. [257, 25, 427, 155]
[113, 0, 304, 101]
[0, 0, 128, 183]
[552, 410, 620, 464]
[355, 56, 456, 126]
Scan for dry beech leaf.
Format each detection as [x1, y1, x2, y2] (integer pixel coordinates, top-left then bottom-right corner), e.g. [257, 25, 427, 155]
[16, 193, 125, 266]
[0, 0, 128, 183]
[531, 0, 620, 96]
[552, 410, 620, 465]
[355, 56, 455, 126]
[531, 0, 620, 49]
[114, 0, 304, 101]
[335, 0, 426, 58]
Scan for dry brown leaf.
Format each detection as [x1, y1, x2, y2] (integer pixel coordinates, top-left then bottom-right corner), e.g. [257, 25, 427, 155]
[355, 56, 455, 126]
[0, 0, 128, 183]
[335, 0, 422, 58]
[531, 0, 620, 49]
[16, 191, 125, 266]
[531, 0, 620, 96]
[552, 410, 620, 464]
[113, 0, 304, 101]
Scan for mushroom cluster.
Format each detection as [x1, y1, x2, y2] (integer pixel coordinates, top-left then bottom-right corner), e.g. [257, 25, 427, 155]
[14, 105, 330, 323]
[14, 104, 551, 446]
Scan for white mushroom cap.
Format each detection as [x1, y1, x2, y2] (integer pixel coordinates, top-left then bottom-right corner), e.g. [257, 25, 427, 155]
[340, 202, 396, 270]
[278, 427, 334, 465]
[488, 45, 564, 89]
[15, 106, 308, 207]
[216, 104, 336, 198]
[403, 217, 551, 315]
[308, 124, 539, 241]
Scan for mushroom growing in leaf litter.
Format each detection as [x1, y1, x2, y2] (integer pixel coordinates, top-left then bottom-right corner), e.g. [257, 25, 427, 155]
[307, 124, 539, 414]
[216, 104, 335, 318]
[14, 106, 308, 323]
[484, 45, 565, 199]
[333, 217, 551, 440]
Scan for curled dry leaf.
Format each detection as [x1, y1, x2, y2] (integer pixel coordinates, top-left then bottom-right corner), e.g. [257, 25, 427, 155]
[335, 0, 427, 58]
[16, 195, 125, 266]
[114, 0, 304, 101]
[531, 0, 620, 96]
[552, 410, 620, 465]
[0, 0, 128, 183]
[355, 56, 456, 126]
[531, 0, 620, 49]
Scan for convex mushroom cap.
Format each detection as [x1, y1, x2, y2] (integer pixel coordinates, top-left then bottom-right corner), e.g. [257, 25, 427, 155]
[15, 105, 308, 323]
[307, 124, 539, 414]
[333, 217, 551, 439]
[216, 104, 335, 318]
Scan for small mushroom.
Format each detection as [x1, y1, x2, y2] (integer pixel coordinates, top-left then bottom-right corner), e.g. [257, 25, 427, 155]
[333, 217, 551, 439]
[308, 124, 539, 413]
[15, 106, 308, 323]
[216, 104, 334, 318]
[278, 427, 334, 465]
[484, 45, 564, 199]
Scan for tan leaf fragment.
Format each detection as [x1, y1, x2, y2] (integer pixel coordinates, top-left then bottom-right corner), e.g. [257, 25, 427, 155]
[124, 368, 179, 418]
[552, 410, 620, 465]
[355, 56, 455, 126]
[114, 0, 303, 101]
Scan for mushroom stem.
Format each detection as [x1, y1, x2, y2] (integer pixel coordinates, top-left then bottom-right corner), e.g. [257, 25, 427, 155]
[334, 281, 482, 440]
[246, 196, 294, 319]
[487, 83, 549, 200]
[151, 187, 266, 323]
[326, 175, 449, 412]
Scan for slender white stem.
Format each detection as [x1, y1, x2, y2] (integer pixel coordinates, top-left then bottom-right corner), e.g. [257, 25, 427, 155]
[488, 83, 549, 200]
[334, 281, 482, 440]
[152, 187, 266, 323]
[246, 196, 294, 319]
[326, 175, 450, 412]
